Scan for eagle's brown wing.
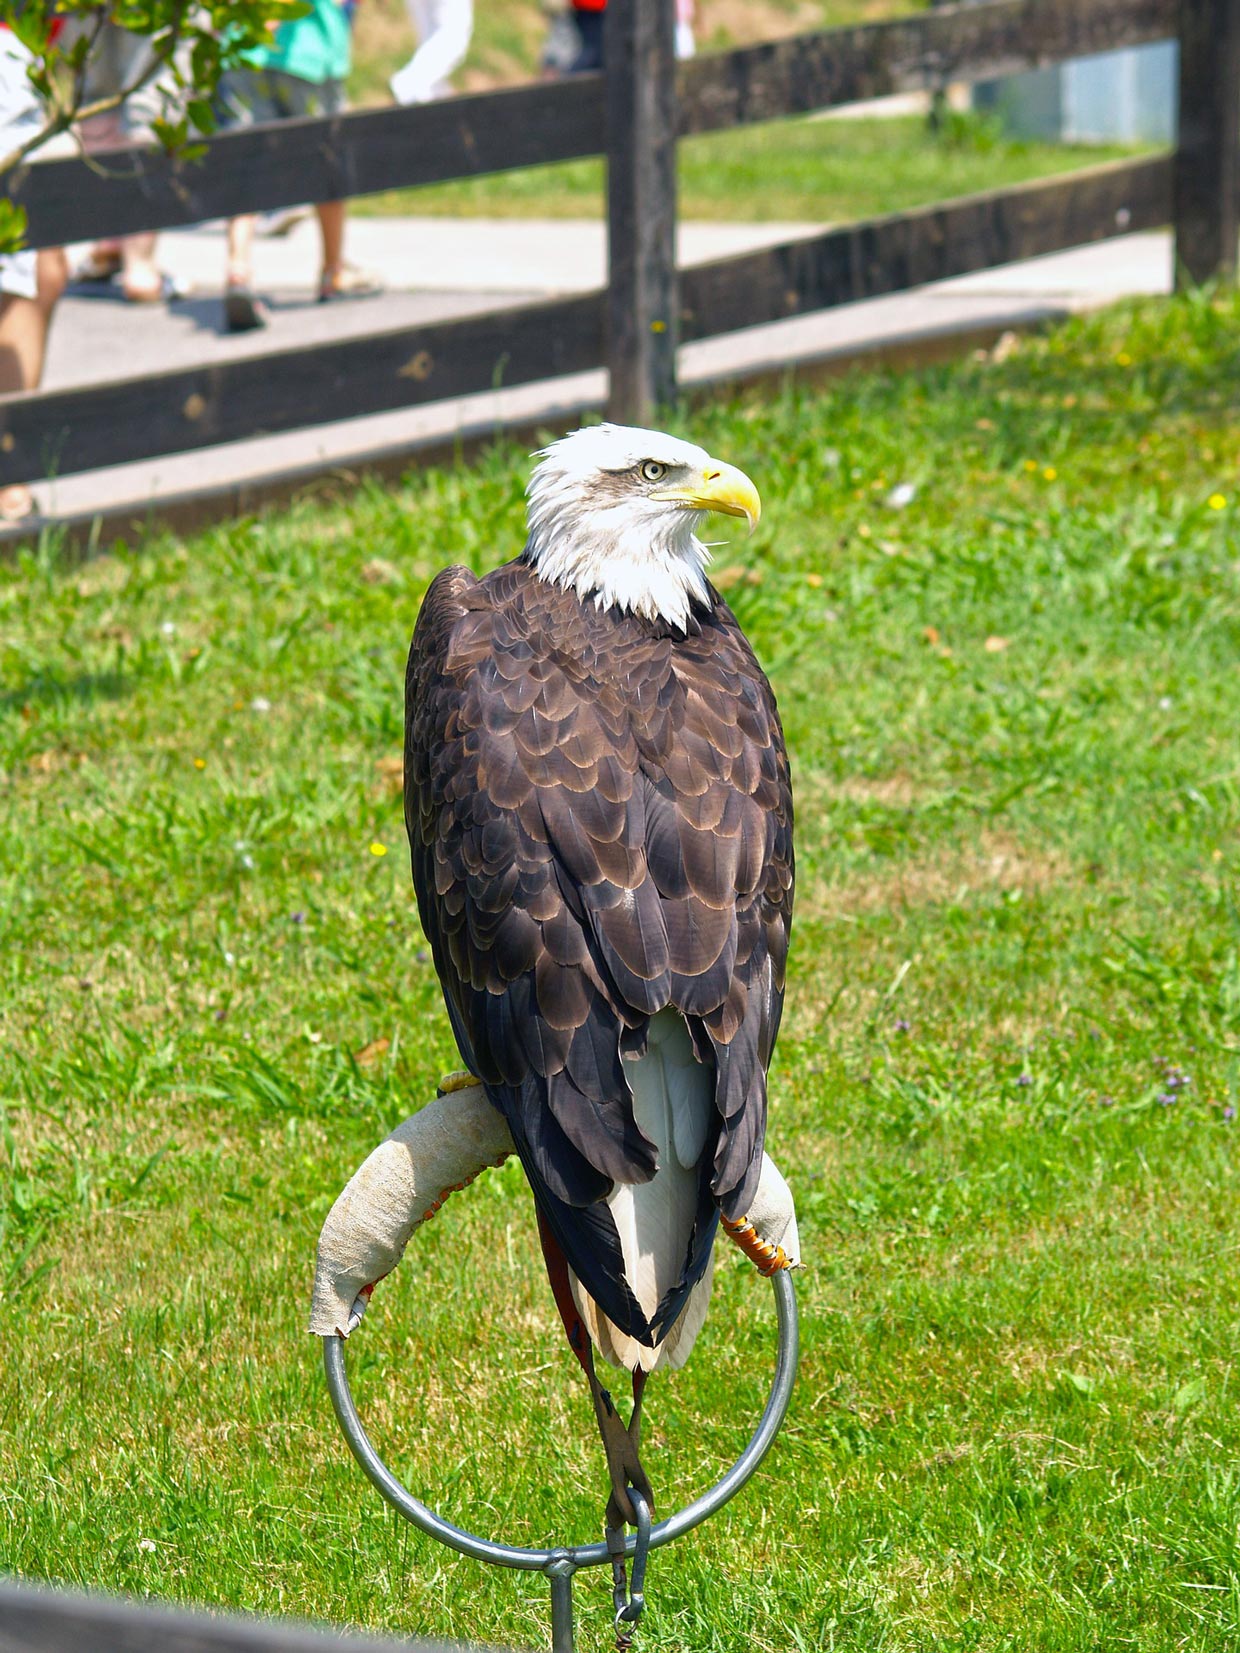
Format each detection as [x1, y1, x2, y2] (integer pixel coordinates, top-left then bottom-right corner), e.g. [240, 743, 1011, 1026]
[404, 558, 793, 1344]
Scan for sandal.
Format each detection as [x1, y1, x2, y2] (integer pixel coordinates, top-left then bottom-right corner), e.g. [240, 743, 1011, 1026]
[223, 281, 268, 333]
[122, 271, 186, 304]
[318, 263, 383, 302]
[72, 247, 123, 284]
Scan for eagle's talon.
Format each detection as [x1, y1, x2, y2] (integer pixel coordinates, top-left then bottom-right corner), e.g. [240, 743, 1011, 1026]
[722, 1211, 791, 1276]
[436, 1069, 480, 1097]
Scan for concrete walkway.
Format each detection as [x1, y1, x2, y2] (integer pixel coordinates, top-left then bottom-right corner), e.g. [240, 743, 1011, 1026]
[23, 218, 1173, 536]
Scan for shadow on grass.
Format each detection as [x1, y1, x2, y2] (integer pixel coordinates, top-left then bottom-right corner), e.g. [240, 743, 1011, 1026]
[991, 311, 1240, 429]
[0, 668, 131, 716]
[1004, 361, 1240, 422]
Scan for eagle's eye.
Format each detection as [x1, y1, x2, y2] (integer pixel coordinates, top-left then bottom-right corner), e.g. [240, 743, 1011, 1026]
[640, 460, 667, 483]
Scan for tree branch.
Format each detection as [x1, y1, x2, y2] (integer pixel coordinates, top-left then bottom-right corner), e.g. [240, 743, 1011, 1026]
[0, 5, 194, 186]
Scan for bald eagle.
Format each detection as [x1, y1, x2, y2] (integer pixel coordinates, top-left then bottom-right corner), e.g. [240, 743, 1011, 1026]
[403, 423, 793, 1515]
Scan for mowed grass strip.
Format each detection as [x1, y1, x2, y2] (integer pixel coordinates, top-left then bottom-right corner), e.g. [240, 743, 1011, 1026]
[2, 290, 1239, 1651]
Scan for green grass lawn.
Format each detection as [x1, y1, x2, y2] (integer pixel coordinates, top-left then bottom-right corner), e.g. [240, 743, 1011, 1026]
[354, 111, 1144, 222]
[3, 291, 1240, 1651]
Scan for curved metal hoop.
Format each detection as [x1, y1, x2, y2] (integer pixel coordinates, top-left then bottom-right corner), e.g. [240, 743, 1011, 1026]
[323, 1266, 798, 1574]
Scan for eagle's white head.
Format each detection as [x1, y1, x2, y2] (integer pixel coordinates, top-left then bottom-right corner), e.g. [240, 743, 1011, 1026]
[525, 423, 761, 630]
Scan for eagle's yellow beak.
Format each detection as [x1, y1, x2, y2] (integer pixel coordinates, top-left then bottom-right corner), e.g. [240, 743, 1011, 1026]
[651, 459, 761, 533]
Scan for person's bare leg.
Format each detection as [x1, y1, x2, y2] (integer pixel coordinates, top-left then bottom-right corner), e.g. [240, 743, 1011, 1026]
[0, 247, 67, 517]
[0, 296, 44, 397]
[226, 216, 258, 286]
[316, 200, 346, 284]
[36, 247, 67, 335]
[0, 247, 65, 389]
[223, 216, 266, 331]
[120, 232, 164, 301]
[316, 202, 381, 299]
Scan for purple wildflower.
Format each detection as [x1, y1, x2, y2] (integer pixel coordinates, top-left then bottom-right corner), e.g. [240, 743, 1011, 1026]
[1224, 1106, 1236, 1122]
[1100, 1095, 1114, 1107]
[1017, 1073, 1033, 1087]
[894, 1018, 911, 1033]
[292, 911, 306, 924]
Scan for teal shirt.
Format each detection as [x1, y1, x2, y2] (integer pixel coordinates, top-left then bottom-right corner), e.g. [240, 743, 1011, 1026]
[247, 0, 351, 84]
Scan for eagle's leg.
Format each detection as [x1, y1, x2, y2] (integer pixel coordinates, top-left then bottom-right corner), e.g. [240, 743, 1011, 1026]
[626, 1368, 649, 1461]
[602, 1366, 651, 1530]
[606, 1376, 654, 1651]
[721, 1211, 791, 1275]
[591, 1357, 654, 1528]
[535, 1211, 654, 1527]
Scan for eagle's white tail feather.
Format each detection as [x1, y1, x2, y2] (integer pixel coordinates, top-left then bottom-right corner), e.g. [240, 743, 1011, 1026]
[570, 1010, 714, 1373]
[666, 1019, 711, 1168]
[576, 1250, 714, 1372]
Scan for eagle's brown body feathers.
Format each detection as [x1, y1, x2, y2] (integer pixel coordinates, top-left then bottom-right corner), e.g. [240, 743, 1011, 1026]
[404, 554, 793, 1350]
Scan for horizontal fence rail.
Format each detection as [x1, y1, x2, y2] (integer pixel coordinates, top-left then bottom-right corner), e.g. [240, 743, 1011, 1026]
[10, 77, 605, 252]
[10, 0, 1178, 251]
[0, 1579, 482, 1652]
[0, 158, 1171, 490]
[0, 293, 605, 487]
[679, 156, 1173, 340]
[676, 0, 1178, 135]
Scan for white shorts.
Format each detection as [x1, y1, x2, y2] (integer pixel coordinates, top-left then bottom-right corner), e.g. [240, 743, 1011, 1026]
[1, 29, 41, 152]
[0, 249, 37, 301]
[1, 33, 41, 301]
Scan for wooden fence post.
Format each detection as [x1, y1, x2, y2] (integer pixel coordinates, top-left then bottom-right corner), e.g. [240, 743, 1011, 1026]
[1173, 0, 1240, 286]
[605, 0, 678, 423]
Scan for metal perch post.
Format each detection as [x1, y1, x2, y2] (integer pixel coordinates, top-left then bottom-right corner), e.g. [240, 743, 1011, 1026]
[323, 1266, 798, 1652]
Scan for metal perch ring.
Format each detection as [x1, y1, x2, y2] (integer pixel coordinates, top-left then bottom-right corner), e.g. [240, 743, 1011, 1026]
[323, 1266, 798, 1651]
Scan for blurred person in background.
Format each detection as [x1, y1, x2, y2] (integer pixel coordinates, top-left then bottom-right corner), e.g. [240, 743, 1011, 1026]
[539, 1, 578, 75]
[567, 0, 605, 72]
[390, 0, 472, 104]
[0, 27, 67, 521]
[546, 0, 694, 76]
[69, 21, 181, 303]
[675, 0, 695, 59]
[214, 0, 382, 331]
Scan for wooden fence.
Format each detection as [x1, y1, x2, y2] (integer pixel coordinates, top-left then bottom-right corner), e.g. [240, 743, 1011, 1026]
[0, 0, 1237, 499]
[0, 1578, 481, 1652]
